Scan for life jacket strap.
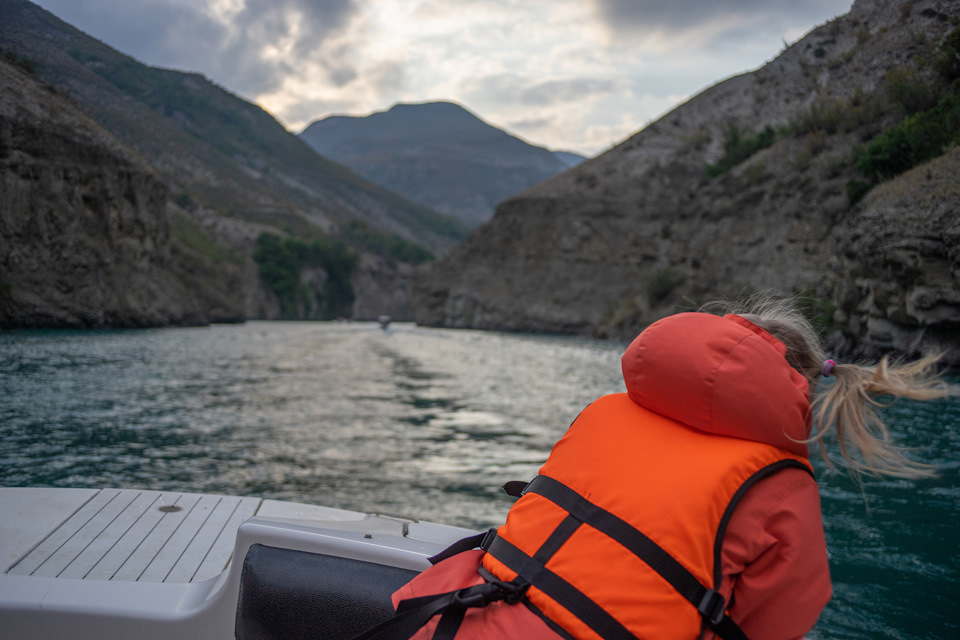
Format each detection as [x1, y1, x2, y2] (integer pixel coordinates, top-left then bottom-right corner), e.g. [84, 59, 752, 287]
[486, 534, 640, 640]
[501, 479, 530, 497]
[348, 588, 463, 640]
[427, 527, 498, 565]
[489, 475, 751, 640]
[351, 572, 529, 640]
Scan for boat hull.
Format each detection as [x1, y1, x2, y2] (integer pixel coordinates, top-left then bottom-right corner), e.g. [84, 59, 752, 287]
[0, 487, 477, 639]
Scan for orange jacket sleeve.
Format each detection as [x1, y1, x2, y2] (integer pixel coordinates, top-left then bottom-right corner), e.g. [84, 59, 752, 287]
[708, 467, 832, 640]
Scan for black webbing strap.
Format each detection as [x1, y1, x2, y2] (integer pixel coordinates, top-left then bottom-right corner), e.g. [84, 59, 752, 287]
[518, 475, 750, 640]
[486, 535, 638, 640]
[432, 606, 467, 640]
[502, 480, 528, 497]
[350, 577, 529, 640]
[427, 528, 497, 565]
[349, 589, 464, 640]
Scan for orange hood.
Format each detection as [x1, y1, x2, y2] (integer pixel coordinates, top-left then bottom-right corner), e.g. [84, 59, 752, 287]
[621, 313, 811, 456]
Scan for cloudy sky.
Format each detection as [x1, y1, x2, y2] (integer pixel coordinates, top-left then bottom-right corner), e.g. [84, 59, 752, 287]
[33, 0, 853, 156]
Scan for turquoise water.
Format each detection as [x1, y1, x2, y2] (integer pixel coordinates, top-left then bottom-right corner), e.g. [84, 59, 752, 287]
[1, 322, 957, 638]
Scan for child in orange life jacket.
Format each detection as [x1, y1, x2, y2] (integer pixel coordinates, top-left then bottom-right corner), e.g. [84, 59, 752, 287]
[378, 298, 950, 640]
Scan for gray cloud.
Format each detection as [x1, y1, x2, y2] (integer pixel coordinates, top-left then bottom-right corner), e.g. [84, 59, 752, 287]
[236, 0, 356, 59]
[591, 0, 852, 47]
[35, 0, 361, 96]
[35, 0, 222, 68]
[31, 0, 859, 155]
[465, 74, 623, 108]
[368, 61, 407, 97]
[521, 78, 624, 106]
[507, 116, 554, 131]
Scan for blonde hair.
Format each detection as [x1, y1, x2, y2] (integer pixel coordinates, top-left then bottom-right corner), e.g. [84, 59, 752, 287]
[702, 295, 953, 478]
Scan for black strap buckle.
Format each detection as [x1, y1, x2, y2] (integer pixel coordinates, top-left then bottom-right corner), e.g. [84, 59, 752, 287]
[499, 578, 530, 604]
[450, 583, 499, 609]
[697, 589, 727, 626]
[478, 566, 530, 605]
[502, 477, 536, 498]
[479, 527, 498, 550]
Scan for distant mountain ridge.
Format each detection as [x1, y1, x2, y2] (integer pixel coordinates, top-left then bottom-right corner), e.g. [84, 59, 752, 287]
[300, 102, 585, 228]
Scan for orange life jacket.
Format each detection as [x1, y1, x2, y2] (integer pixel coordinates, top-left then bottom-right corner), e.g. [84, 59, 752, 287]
[379, 313, 818, 640]
[481, 393, 813, 640]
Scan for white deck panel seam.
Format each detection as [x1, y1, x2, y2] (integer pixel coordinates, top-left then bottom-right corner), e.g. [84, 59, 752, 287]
[2, 488, 101, 574]
[110, 492, 199, 582]
[9, 489, 123, 577]
[6, 489, 267, 583]
[32, 489, 118, 577]
[60, 490, 151, 580]
[155, 495, 222, 583]
[105, 492, 174, 580]
[191, 496, 261, 582]
[86, 492, 166, 581]
[184, 497, 242, 583]
[133, 493, 204, 582]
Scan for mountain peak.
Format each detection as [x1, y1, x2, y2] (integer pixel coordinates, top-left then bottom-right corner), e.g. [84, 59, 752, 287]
[303, 100, 491, 141]
[387, 101, 472, 116]
[300, 102, 584, 228]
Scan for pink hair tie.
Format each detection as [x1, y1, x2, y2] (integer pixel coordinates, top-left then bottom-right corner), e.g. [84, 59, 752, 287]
[821, 359, 837, 377]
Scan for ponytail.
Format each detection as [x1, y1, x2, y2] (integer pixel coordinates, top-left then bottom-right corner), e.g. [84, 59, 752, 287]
[813, 354, 948, 478]
[702, 295, 953, 478]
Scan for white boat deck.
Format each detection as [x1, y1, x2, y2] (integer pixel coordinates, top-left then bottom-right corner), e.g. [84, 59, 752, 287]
[2, 487, 377, 585]
[0, 486, 475, 640]
[4, 488, 259, 583]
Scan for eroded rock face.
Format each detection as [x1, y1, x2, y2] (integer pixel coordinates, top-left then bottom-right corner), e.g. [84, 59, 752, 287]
[0, 58, 239, 328]
[413, 0, 960, 365]
[352, 254, 415, 321]
[831, 149, 960, 361]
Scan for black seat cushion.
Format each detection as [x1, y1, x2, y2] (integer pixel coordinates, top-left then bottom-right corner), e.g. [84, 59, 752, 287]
[235, 543, 419, 640]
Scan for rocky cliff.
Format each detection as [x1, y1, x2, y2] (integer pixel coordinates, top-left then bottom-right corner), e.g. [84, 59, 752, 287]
[0, 57, 244, 327]
[0, 0, 468, 327]
[414, 0, 960, 365]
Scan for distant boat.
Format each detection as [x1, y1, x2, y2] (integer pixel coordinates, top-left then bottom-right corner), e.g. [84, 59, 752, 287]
[0, 487, 476, 640]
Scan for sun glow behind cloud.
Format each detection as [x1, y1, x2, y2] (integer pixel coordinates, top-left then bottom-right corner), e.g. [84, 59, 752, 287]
[31, 0, 853, 156]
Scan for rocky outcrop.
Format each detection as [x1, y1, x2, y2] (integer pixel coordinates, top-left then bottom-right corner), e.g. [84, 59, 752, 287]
[352, 254, 415, 321]
[0, 58, 243, 327]
[832, 147, 960, 361]
[413, 0, 960, 366]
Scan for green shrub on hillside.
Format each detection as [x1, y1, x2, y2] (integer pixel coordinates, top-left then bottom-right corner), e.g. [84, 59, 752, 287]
[845, 179, 874, 205]
[796, 291, 837, 333]
[790, 90, 888, 137]
[340, 220, 433, 265]
[1, 47, 36, 74]
[851, 84, 960, 193]
[705, 126, 776, 177]
[845, 27, 960, 205]
[934, 26, 960, 82]
[174, 191, 195, 211]
[885, 67, 939, 115]
[253, 232, 358, 319]
[647, 267, 685, 305]
[170, 212, 234, 263]
[790, 97, 846, 136]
